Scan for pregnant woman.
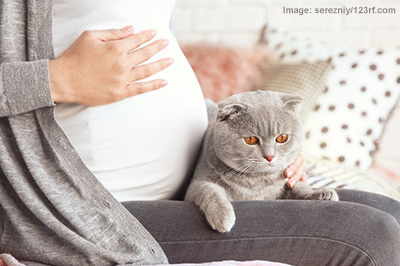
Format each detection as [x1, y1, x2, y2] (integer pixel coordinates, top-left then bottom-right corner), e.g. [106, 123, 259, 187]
[0, 1, 399, 266]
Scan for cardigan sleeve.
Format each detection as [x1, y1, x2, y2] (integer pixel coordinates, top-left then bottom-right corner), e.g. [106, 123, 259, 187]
[0, 59, 55, 117]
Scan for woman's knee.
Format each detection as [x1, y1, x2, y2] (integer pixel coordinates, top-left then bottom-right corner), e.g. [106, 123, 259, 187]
[322, 202, 400, 266]
[359, 212, 400, 265]
[232, 200, 400, 265]
[337, 189, 400, 223]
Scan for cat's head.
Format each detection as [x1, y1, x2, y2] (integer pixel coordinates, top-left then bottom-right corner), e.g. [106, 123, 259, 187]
[212, 90, 303, 177]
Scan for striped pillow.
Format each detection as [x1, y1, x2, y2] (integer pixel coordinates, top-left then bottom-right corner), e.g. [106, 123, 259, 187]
[304, 152, 400, 201]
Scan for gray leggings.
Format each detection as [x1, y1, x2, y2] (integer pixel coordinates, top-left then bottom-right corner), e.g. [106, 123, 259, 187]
[122, 189, 400, 266]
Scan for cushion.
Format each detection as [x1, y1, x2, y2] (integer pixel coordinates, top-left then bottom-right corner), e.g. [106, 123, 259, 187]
[181, 43, 265, 103]
[259, 25, 400, 170]
[304, 151, 400, 202]
[255, 60, 332, 121]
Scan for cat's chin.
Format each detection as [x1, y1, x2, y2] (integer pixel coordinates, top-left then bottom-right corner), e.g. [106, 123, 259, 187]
[252, 164, 285, 176]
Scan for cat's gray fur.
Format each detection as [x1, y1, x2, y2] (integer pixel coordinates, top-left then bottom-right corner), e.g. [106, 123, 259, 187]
[185, 91, 338, 233]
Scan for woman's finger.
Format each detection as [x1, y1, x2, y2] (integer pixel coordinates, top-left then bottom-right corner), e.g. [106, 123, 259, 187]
[93, 25, 135, 42]
[286, 165, 306, 188]
[284, 153, 304, 179]
[0, 259, 8, 266]
[119, 29, 157, 52]
[129, 38, 169, 66]
[129, 58, 173, 82]
[125, 79, 168, 98]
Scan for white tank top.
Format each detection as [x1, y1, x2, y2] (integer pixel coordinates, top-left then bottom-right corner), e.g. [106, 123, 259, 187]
[52, 0, 208, 201]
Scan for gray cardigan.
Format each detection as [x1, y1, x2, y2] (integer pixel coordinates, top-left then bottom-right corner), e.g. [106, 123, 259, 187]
[0, 1, 168, 265]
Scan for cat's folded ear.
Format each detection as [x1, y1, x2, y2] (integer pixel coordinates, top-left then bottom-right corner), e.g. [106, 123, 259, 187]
[281, 94, 303, 112]
[217, 103, 246, 122]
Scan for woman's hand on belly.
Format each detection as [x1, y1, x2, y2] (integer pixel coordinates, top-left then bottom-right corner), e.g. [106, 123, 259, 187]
[49, 25, 173, 106]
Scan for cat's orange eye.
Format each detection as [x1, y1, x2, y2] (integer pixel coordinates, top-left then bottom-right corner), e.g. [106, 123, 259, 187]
[276, 134, 289, 143]
[244, 136, 259, 145]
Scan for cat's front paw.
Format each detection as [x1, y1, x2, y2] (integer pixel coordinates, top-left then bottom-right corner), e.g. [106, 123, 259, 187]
[204, 201, 236, 233]
[311, 188, 339, 201]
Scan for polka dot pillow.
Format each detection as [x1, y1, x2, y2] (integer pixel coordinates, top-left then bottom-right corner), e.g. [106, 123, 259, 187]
[259, 26, 400, 169]
[258, 25, 332, 64]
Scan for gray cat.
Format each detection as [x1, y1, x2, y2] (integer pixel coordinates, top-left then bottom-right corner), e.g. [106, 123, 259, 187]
[184, 91, 339, 233]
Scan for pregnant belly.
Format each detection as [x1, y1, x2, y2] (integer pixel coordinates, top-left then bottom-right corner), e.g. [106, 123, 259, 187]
[55, 41, 208, 200]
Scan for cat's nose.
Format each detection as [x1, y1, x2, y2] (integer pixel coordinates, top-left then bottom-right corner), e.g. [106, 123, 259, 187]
[265, 156, 274, 162]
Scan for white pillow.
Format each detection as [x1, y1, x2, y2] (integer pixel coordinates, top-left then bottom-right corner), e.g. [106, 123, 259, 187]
[260, 26, 400, 170]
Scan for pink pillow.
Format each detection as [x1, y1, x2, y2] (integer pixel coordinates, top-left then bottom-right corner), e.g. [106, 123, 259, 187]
[181, 43, 265, 103]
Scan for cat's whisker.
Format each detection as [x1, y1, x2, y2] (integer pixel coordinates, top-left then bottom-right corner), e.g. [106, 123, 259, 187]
[236, 166, 252, 178]
[222, 162, 252, 181]
[224, 163, 253, 182]
[221, 162, 247, 175]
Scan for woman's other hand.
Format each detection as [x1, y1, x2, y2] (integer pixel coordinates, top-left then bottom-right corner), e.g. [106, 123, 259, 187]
[49, 26, 173, 106]
[284, 153, 307, 188]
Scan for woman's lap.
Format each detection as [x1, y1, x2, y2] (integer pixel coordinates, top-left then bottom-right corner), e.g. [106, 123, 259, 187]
[122, 189, 400, 266]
